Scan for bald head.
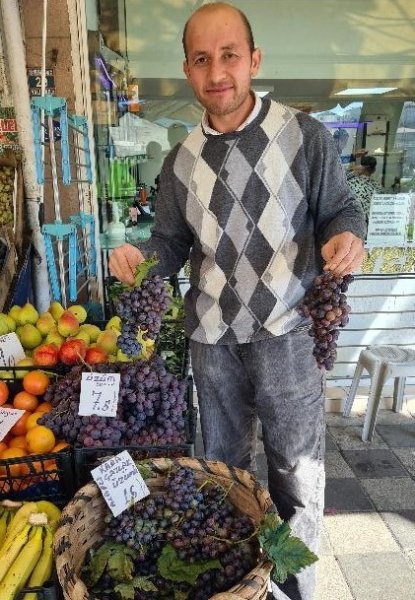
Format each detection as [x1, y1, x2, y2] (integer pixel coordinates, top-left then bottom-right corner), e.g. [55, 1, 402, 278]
[182, 2, 255, 61]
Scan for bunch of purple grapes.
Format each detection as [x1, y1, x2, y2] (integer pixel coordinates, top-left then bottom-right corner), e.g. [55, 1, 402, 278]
[40, 357, 188, 448]
[116, 274, 170, 357]
[102, 465, 258, 598]
[297, 271, 354, 370]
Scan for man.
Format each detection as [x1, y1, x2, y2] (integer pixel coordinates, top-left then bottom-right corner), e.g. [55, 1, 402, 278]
[109, 3, 366, 598]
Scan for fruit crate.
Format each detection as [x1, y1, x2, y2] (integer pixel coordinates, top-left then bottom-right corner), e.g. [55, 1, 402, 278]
[0, 368, 75, 503]
[17, 578, 62, 600]
[157, 318, 189, 379]
[73, 376, 197, 487]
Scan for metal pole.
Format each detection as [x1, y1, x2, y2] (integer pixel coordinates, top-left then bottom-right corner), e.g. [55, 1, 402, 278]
[0, 0, 50, 312]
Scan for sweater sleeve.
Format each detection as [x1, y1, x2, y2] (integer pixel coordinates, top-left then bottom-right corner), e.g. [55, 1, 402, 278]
[136, 149, 194, 277]
[305, 124, 367, 245]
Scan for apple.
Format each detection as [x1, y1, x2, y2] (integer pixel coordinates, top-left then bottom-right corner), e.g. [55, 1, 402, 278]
[85, 347, 109, 364]
[33, 343, 59, 366]
[57, 310, 80, 338]
[58, 339, 87, 365]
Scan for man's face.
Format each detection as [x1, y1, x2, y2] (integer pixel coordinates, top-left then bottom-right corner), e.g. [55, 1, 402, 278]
[183, 7, 261, 131]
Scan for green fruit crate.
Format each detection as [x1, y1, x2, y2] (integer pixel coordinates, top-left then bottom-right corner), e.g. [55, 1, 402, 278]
[73, 376, 197, 487]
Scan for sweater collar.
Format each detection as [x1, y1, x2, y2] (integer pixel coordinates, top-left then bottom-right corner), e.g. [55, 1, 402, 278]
[201, 92, 262, 136]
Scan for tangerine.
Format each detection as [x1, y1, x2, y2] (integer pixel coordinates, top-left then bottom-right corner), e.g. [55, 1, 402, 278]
[52, 441, 69, 452]
[10, 411, 30, 436]
[25, 412, 44, 431]
[8, 436, 27, 450]
[22, 371, 50, 396]
[36, 401, 53, 414]
[0, 442, 8, 454]
[0, 381, 9, 405]
[0, 447, 27, 477]
[13, 391, 39, 412]
[26, 425, 56, 454]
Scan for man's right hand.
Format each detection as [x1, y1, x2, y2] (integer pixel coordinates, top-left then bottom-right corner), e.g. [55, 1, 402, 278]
[109, 243, 144, 285]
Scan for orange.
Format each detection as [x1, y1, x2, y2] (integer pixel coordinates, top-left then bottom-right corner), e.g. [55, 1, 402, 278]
[8, 435, 27, 450]
[20, 458, 42, 476]
[0, 447, 27, 477]
[0, 381, 9, 405]
[52, 441, 69, 452]
[0, 441, 8, 454]
[1, 403, 13, 409]
[25, 425, 56, 454]
[36, 401, 53, 414]
[22, 371, 50, 396]
[10, 411, 30, 436]
[13, 391, 39, 412]
[25, 412, 44, 431]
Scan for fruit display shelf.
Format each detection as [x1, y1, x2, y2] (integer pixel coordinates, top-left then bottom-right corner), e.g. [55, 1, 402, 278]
[73, 376, 197, 487]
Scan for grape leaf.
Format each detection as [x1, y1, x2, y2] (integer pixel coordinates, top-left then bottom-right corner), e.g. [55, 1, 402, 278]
[174, 592, 188, 600]
[134, 254, 159, 288]
[259, 518, 318, 583]
[158, 543, 221, 585]
[113, 575, 157, 599]
[132, 576, 158, 592]
[114, 583, 135, 600]
[106, 546, 135, 582]
[83, 542, 136, 587]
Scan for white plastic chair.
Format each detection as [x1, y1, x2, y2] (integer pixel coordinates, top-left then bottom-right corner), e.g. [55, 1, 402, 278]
[343, 345, 415, 441]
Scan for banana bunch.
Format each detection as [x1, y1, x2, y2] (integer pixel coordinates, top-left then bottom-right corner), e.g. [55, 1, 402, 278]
[0, 500, 24, 546]
[0, 499, 61, 600]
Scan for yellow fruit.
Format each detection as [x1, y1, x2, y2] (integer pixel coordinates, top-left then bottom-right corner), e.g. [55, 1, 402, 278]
[26, 426, 56, 454]
[16, 303, 39, 326]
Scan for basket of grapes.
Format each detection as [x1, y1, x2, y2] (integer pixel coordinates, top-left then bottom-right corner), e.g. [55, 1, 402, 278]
[54, 457, 317, 600]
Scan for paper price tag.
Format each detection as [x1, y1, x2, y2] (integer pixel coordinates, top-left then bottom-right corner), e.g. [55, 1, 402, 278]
[0, 333, 26, 367]
[78, 372, 120, 417]
[91, 450, 150, 517]
[0, 407, 25, 441]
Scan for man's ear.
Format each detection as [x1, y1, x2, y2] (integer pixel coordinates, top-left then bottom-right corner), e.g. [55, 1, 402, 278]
[183, 60, 190, 80]
[250, 48, 262, 76]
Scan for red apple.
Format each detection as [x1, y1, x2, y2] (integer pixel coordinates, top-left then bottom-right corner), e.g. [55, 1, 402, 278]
[58, 339, 87, 365]
[33, 343, 59, 367]
[85, 347, 109, 365]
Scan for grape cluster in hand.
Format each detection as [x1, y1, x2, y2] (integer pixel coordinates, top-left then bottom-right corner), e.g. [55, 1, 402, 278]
[40, 358, 187, 448]
[116, 275, 170, 357]
[297, 271, 354, 370]
[102, 466, 258, 599]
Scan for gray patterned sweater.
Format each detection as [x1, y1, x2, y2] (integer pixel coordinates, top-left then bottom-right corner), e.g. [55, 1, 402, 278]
[140, 98, 366, 345]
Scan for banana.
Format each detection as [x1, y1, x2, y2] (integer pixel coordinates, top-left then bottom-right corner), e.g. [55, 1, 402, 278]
[0, 514, 45, 600]
[23, 525, 53, 600]
[35, 501, 61, 532]
[0, 523, 31, 583]
[0, 510, 8, 546]
[0, 502, 38, 553]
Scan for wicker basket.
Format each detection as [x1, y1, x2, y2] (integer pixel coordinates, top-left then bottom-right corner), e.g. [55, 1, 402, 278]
[54, 457, 274, 600]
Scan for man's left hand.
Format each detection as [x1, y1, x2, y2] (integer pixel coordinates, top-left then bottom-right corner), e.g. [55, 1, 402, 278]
[321, 232, 365, 275]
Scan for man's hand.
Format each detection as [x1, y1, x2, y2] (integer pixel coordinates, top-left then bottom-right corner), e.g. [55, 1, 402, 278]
[321, 232, 365, 276]
[109, 243, 144, 285]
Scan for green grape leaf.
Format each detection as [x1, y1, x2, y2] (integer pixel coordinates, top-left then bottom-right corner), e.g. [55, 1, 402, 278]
[259, 518, 318, 583]
[157, 544, 221, 586]
[114, 583, 135, 600]
[135, 460, 154, 480]
[133, 254, 159, 288]
[83, 542, 136, 587]
[132, 576, 158, 592]
[174, 591, 188, 600]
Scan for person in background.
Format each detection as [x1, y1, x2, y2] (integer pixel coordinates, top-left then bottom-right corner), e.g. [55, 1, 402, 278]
[109, 3, 366, 598]
[347, 155, 382, 223]
[333, 127, 368, 166]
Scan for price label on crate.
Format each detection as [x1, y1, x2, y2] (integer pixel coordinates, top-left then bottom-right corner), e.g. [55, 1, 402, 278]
[78, 372, 120, 417]
[91, 450, 150, 517]
[0, 333, 25, 367]
[0, 407, 25, 441]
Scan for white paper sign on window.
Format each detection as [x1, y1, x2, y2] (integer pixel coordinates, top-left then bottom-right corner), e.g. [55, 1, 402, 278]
[366, 194, 410, 247]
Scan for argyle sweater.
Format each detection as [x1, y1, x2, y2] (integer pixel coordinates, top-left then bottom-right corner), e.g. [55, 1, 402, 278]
[140, 98, 366, 345]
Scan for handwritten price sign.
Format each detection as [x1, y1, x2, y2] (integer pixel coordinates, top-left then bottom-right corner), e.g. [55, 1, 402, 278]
[78, 372, 120, 417]
[0, 407, 25, 441]
[0, 333, 26, 367]
[91, 450, 150, 517]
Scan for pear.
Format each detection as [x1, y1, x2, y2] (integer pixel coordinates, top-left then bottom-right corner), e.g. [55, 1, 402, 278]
[116, 349, 131, 362]
[18, 323, 42, 349]
[45, 328, 64, 349]
[49, 301, 65, 321]
[96, 329, 119, 355]
[57, 310, 80, 338]
[0, 315, 10, 335]
[80, 324, 101, 342]
[17, 302, 39, 325]
[105, 316, 122, 332]
[36, 312, 56, 336]
[0, 313, 16, 332]
[68, 304, 88, 324]
[8, 305, 22, 322]
[15, 357, 35, 378]
[73, 330, 90, 345]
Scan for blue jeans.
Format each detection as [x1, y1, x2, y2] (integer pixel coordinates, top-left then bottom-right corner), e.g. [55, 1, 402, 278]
[190, 327, 325, 600]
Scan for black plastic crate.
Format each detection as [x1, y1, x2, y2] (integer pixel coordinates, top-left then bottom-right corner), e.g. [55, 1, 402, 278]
[157, 319, 189, 380]
[73, 377, 197, 487]
[17, 578, 62, 600]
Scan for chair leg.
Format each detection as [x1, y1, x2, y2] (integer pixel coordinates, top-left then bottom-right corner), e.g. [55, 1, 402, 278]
[393, 377, 406, 413]
[362, 364, 387, 442]
[343, 360, 364, 417]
